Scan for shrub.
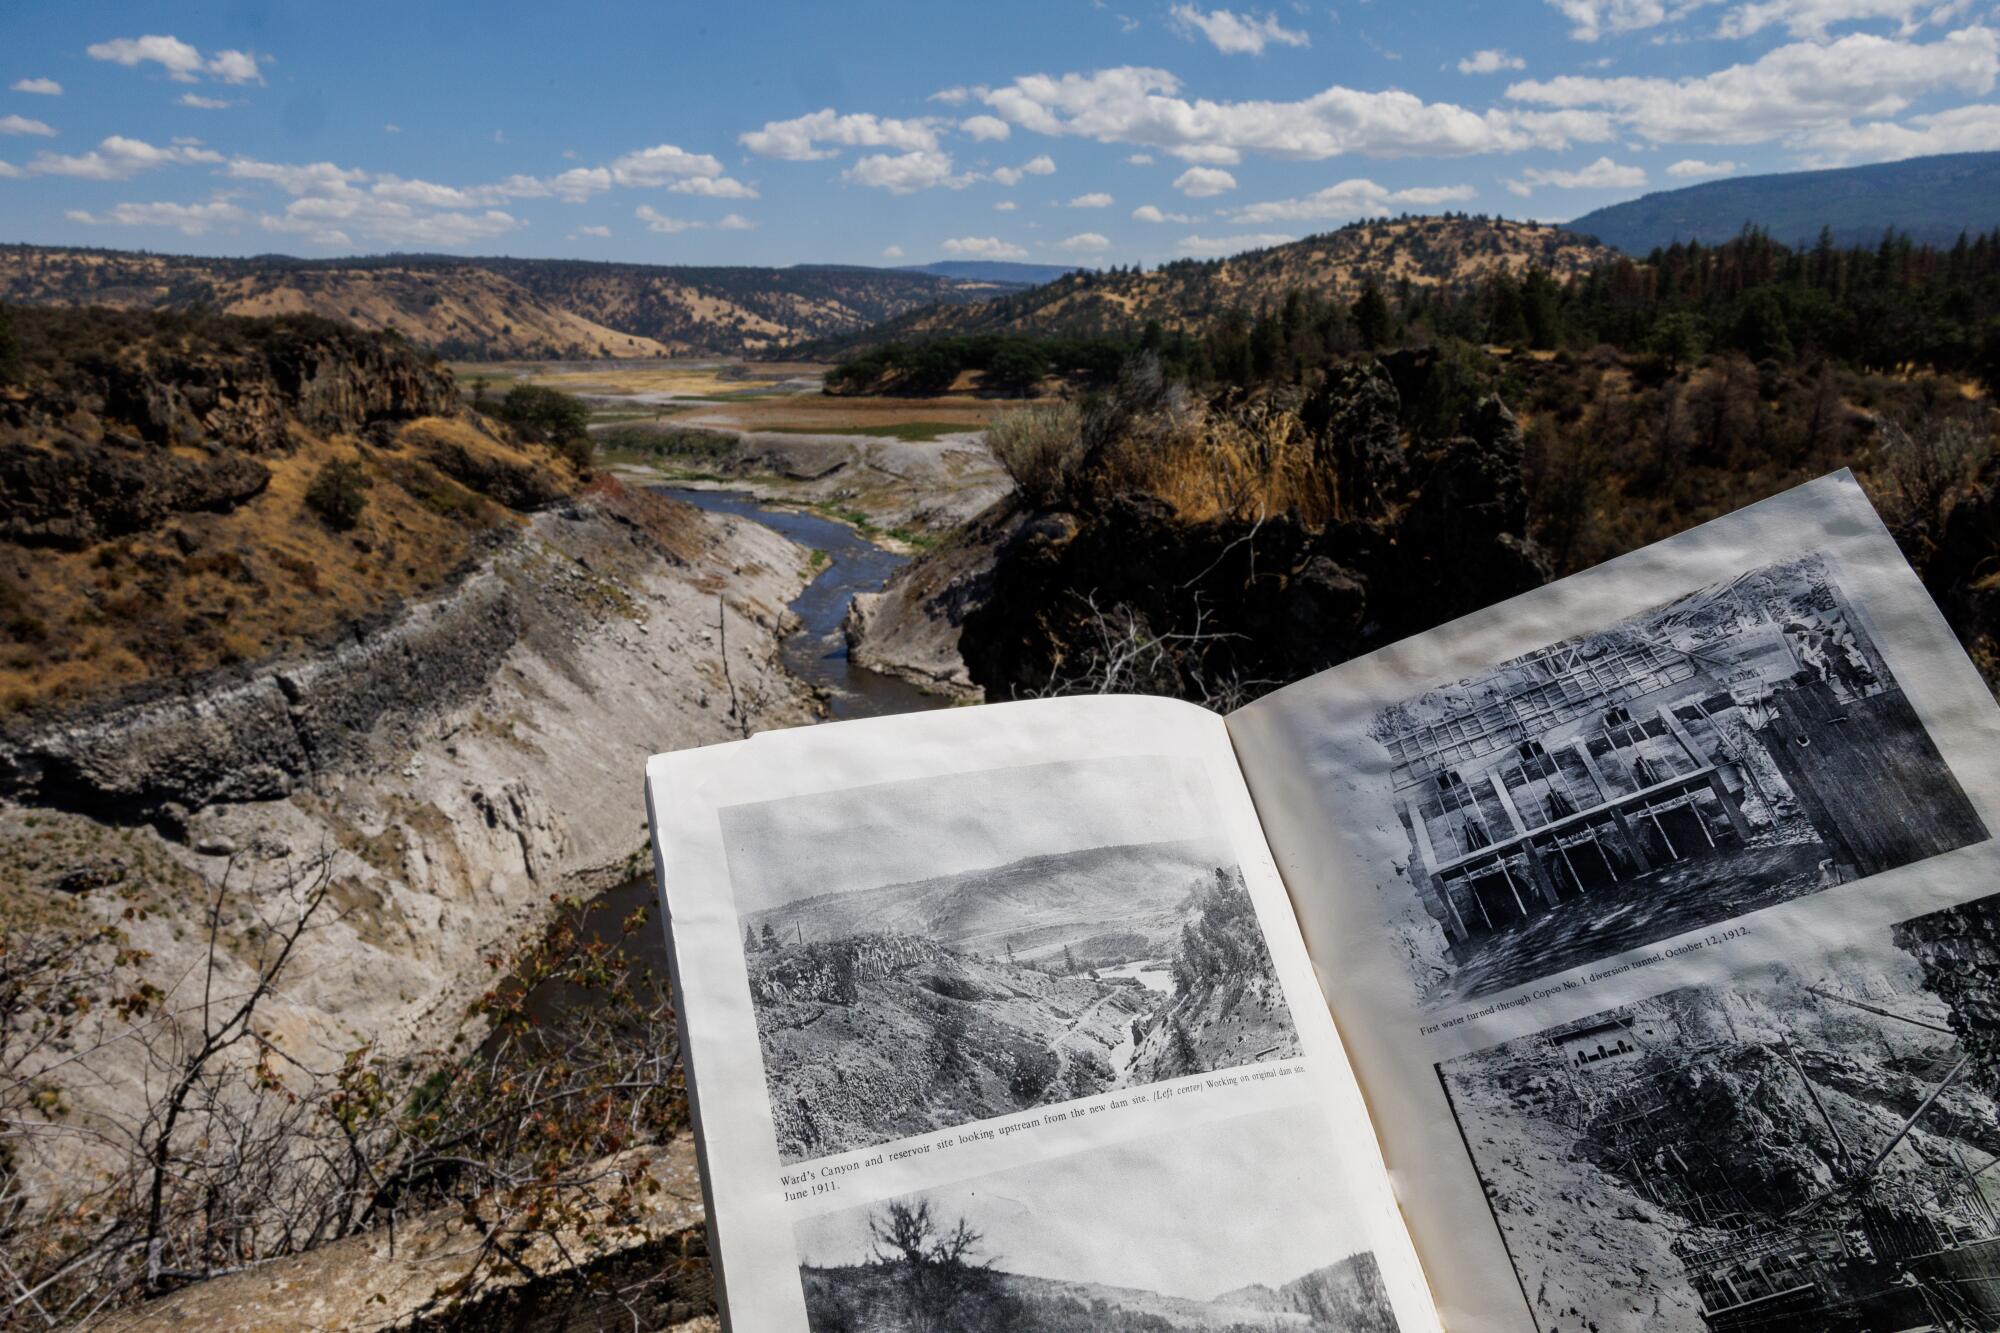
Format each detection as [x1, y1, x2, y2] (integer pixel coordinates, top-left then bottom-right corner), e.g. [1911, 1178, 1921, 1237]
[1007, 1044, 1060, 1103]
[988, 402, 1084, 508]
[493, 384, 592, 472]
[303, 457, 371, 530]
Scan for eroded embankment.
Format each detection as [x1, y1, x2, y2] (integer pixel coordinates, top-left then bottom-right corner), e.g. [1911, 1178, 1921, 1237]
[1, 479, 816, 1127]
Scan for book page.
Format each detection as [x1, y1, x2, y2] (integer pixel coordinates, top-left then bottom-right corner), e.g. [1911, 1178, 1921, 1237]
[647, 694, 1441, 1332]
[1227, 472, 2000, 1332]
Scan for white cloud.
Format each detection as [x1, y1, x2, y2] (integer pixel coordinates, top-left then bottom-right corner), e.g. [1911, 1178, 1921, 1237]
[717, 212, 757, 230]
[929, 86, 974, 105]
[261, 200, 518, 248]
[1229, 178, 1476, 222]
[205, 49, 262, 84]
[0, 162, 20, 179]
[1057, 231, 1113, 251]
[1168, 4, 1311, 54]
[1069, 191, 1115, 206]
[994, 200, 1020, 211]
[10, 78, 61, 96]
[669, 174, 759, 197]
[176, 94, 235, 109]
[65, 198, 247, 235]
[842, 148, 971, 193]
[1715, 0, 1975, 39]
[1132, 203, 1197, 221]
[1504, 155, 1648, 195]
[609, 142, 748, 191]
[1799, 100, 2000, 162]
[1544, 0, 1713, 41]
[29, 134, 222, 179]
[990, 153, 1057, 185]
[1506, 28, 2000, 145]
[0, 115, 56, 137]
[740, 109, 940, 160]
[941, 235, 1030, 260]
[961, 114, 1012, 141]
[86, 35, 261, 84]
[1173, 165, 1237, 196]
[573, 224, 612, 237]
[980, 65, 1612, 165]
[1127, 152, 1155, 164]
[1177, 231, 1295, 255]
[383, 122, 402, 134]
[227, 158, 369, 194]
[883, 243, 906, 258]
[1459, 49, 1527, 74]
[1667, 157, 1739, 176]
[636, 205, 701, 233]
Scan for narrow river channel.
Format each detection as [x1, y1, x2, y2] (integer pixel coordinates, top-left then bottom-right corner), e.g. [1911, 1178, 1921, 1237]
[556, 486, 949, 986]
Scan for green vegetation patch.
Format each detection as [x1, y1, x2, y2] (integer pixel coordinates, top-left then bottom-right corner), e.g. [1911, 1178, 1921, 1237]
[756, 421, 980, 443]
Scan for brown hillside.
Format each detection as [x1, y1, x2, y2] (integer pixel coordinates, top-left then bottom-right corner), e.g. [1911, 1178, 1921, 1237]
[836, 216, 1618, 347]
[0, 306, 588, 715]
[0, 246, 1022, 360]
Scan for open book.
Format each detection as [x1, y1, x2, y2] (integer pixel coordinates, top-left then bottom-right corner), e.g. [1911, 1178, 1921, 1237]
[645, 471, 2000, 1333]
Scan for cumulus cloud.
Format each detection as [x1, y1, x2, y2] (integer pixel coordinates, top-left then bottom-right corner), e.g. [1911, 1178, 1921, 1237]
[883, 243, 906, 258]
[1229, 178, 1476, 222]
[842, 148, 971, 193]
[1544, 0, 1710, 41]
[607, 142, 756, 195]
[994, 200, 1020, 211]
[1667, 157, 1739, 176]
[635, 205, 702, 233]
[941, 235, 1030, 260]
[1459, 49, 1527, 74]
[1173, 165, 1237, 196]
[716, 212, 757, 229]
[1058, 231, 1113, 251]
[1799, 100, 2000, 162]
[65, 198, 248, 235]
[1504, 155, 1647, 195]
[1069, 191, 1114, 206]
[990, 153, 1057, 185]
[1177, 231, 1295, 255]
[1168, 5, 1311, 54]
[960, 114, 1011, 141]
[0, 115, 56, 137]
[10, 78, 61, 96]
[86, 34, 261, 84]
[979, 65, 1611, 165]
[1715, 0, 1977, 39]
[1132, 203, 1196, 222]
[929, 86, 974, 105]
[28, 134, 222, 179]
[740, 109, 940, 160]
[176, 94, 235, 109]
[1505, 28, 2000, 145]
[1128, 152, 1155, 164]
[573, 224, 613, 237]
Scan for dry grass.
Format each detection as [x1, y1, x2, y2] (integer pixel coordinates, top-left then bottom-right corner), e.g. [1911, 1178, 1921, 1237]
[1100, 398, 1338, 526]
[0, 418, 560, 717]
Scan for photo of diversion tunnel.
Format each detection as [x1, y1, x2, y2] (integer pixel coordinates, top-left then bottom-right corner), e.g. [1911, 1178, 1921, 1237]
[1438, 888, 2000, 1333]
[1371, 553, 1988, 1003]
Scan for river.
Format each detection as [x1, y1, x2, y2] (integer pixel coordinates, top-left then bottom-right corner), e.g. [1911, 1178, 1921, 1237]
[552, 486, 948, 992]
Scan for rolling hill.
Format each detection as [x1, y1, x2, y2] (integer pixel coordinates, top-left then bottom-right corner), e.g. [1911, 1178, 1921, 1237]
[745, 838, 1230, 965]
[811, 216, 1617, 352]
[0, 245, 1026, 360]
[1566, 152, 2000, 254]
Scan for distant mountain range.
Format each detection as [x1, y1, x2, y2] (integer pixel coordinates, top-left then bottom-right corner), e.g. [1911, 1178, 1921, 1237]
[0, 245, 1029, 360]
[810, 216, 1619, 353]
[745, 837, 1229, 964]
[1567, 152, 2000, 254]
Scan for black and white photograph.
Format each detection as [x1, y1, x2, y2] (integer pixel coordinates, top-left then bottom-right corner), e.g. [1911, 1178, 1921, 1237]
[1358, 551, 1987, 1005]
[1436, 888, 2000, 1332]
[792, 1105, 1401, 1332]
[722, 755, 1303, 1164]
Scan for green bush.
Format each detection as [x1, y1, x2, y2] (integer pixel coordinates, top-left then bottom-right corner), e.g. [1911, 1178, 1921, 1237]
[493, 384, 592, 472]
[304, 457, 371, 530]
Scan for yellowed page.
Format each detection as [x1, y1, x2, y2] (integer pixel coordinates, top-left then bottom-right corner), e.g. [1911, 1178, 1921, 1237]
[648, 694, 1441, 1332]
[1228, 472, 2000, 1332]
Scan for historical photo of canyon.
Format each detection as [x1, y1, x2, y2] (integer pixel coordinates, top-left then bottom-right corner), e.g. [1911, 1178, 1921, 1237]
[793, 1105, 1401, 1332]
[721, 755, 1303, 1164]
[1357, 551, 1986, 1005]
[1436, 888, 2000, 1331]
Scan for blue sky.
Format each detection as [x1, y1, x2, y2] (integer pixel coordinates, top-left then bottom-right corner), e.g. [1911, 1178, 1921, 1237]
[1, 0, 1996, 267]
